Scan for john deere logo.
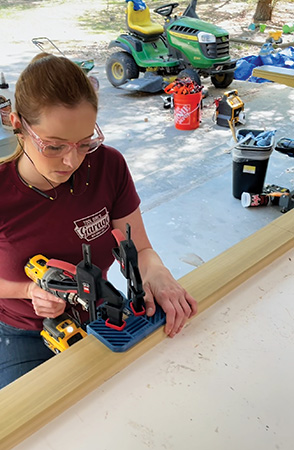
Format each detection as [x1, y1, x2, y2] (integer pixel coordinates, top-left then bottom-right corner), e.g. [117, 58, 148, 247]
[222, 36, 227, 42]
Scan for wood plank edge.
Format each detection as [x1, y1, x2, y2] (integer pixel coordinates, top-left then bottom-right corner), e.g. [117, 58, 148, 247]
[1, 212, 294, 449]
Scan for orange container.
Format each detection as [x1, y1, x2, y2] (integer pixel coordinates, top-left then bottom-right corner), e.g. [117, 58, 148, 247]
[173, 92, 201, 130]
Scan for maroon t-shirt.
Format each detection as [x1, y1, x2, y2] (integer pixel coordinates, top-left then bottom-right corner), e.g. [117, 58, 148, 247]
[0, 144, 140, 330]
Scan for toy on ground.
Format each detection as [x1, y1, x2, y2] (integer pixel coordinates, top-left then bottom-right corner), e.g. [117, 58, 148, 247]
[106, 0, 236, 93]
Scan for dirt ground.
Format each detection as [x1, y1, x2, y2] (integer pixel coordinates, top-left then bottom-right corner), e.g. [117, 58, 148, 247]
[1, 0, 294, 65]
[1, 0, 294, 134]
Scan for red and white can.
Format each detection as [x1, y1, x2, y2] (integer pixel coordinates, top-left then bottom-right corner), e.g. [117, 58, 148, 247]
[241, 192, 270, 207]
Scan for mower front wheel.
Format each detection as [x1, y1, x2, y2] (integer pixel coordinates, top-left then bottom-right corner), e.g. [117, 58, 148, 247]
[177, 68, 201, 87]
[106, 52, 139, 87]
[211, 72, 234, 88]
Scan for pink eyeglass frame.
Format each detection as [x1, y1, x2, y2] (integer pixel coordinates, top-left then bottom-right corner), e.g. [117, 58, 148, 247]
[21, 117, 105, 157]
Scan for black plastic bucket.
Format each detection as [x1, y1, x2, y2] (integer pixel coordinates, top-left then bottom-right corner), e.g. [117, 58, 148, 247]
[232, 157, 270, 199]
[232, 129, 275, 199]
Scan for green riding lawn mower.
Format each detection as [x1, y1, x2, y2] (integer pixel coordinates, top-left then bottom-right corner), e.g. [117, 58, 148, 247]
[106, 0, 236, 93]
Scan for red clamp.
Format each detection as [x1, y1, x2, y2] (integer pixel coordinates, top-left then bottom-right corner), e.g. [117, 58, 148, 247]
[130, 302, 146, 316]
[105, 318, 126, 331]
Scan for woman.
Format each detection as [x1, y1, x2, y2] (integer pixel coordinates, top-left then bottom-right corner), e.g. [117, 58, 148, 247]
[0, 53, 197, 389]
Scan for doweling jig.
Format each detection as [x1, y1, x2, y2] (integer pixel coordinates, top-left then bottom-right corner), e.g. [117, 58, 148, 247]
[25, 224, 166, 353]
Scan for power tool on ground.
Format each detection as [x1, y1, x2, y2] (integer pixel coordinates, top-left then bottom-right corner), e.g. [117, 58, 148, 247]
[214, 89, 245, 129]
[263, 184, 294, 213]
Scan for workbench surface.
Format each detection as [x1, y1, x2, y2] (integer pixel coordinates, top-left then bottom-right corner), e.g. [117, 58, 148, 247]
[11, 246, 294, 450]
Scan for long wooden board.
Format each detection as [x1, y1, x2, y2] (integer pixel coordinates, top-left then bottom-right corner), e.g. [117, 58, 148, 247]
[252, 65, 294, 87]
[1, 209, 294, 450]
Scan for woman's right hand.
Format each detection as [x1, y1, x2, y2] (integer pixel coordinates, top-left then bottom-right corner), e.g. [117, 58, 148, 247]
[27, 282, 66, 318]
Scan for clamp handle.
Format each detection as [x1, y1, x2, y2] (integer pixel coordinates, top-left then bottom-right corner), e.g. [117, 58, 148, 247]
[112, 224, 145, 315]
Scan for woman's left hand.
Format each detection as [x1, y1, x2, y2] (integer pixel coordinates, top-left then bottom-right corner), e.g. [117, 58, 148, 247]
[143, 265, 198, 338]
[112, 209, 198, 338]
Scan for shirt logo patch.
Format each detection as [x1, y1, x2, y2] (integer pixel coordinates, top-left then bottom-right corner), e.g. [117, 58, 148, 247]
[74, 208, 110, 241]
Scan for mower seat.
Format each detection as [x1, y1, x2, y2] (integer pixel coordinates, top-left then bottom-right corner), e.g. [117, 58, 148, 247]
[127, 1, 164, 41]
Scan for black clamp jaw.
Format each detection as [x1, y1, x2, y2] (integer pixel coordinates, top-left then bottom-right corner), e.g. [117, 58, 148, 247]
[112, 223, 145, 316]
[76, 244, 126, 329]
[74, 224, 145, 330]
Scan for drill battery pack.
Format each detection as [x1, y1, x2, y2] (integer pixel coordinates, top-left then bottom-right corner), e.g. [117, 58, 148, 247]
[263, 184, 290, 205]
[215, 89, 245, 128]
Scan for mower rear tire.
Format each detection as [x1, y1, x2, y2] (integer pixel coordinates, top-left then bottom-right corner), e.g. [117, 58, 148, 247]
[177, 68, 201, 86]
[106, 52, 139, 87]
[211, 72, 234, 88]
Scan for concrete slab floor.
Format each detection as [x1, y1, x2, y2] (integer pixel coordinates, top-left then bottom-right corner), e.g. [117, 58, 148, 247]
[1, 48, 294, 288]
[97, 74, 294, 286]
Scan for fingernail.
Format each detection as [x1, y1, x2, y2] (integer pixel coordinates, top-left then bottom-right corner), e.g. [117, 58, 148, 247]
[146, 308, 153, 316]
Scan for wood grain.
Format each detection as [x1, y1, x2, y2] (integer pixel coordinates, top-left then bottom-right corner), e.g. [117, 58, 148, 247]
[252, 65, 294, 87]
[1, 209, 294, 449]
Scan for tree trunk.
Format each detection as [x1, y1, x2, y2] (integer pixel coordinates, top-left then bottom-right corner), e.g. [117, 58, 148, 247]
[253, 0, 274, 22]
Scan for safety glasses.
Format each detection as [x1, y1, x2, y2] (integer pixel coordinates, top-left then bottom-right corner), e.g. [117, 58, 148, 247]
[21, 117, 104, 158]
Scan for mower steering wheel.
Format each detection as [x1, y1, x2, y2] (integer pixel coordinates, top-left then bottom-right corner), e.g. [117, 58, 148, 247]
[154, 2, 179, 17]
